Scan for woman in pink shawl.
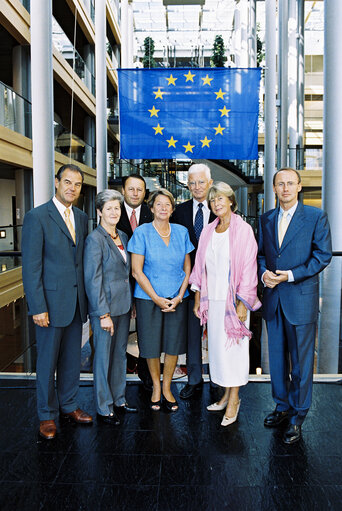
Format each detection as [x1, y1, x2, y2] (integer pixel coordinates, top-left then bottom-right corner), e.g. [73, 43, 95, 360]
[189, 182, 261, 427]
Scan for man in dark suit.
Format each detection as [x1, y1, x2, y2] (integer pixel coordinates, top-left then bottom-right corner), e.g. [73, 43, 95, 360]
[22, 164, 93, 440]
[172, 163, 216, 399]
[116, 174, 153, 390]
[258, 167, 332, 444]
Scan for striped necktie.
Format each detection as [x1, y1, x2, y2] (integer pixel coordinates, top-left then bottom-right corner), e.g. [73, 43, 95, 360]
[130, 209, 138, 232]
[64, 208, 76, 244]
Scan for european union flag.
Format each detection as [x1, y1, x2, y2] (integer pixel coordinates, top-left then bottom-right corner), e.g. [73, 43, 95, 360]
[118, 67, 261, 160]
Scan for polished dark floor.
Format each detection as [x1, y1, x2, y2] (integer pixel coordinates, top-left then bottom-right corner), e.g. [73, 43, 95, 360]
[0, 380, 341, 511]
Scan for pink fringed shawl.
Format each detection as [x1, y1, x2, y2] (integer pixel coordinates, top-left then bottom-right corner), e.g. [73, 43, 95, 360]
[189, 214, 261, 346]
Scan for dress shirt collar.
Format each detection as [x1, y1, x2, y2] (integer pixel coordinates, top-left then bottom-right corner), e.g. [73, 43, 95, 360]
[193, 198, 209, 212]
[124, 202, 141, 224]
[279, 201, 298, 220]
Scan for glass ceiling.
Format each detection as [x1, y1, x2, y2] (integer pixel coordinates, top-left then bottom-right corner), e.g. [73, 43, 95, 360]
[132, 0, 324, 56]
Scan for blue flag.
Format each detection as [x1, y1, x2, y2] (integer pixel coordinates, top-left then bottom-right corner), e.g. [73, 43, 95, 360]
[118, 67, 261, 160]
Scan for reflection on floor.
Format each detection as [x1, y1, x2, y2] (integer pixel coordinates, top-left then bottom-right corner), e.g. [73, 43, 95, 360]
[0, 380, 341, 510]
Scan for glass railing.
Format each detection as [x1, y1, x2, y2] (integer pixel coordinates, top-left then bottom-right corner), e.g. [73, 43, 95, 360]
[107, 39, 120, 70]
[0, 81, 32, 138]
[108, 0, 120, 23]
[18, 0, 30, 11]
[54, 120, 95, 167]
[52, 17, 95, 95]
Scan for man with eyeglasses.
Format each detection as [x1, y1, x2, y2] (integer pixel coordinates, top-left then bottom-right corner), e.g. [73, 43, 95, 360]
[258, 167, 332, 444]
[172, 163, 216, 399]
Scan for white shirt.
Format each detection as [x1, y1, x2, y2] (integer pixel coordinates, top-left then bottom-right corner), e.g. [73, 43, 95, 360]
[278, 202, 298, 229]
[124, 202, 141, 225]
[192, 199, 210, 226]
[53, 196, 75, 229]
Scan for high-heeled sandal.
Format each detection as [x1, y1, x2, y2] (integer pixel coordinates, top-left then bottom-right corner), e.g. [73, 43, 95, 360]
[150, 400, 161, 411]
[221, 400, 241, 427]
[163, 397, 178, 412]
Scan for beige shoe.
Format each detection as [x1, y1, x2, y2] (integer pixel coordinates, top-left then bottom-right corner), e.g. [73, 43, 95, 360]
[207, 400, 228, 411]
[221, 400, 241, 427]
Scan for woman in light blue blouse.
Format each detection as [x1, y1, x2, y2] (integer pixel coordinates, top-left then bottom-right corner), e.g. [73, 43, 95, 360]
[128, 189, 194, 412]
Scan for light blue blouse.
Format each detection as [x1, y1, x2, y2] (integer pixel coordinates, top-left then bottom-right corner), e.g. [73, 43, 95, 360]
[127, 222, 194, 300]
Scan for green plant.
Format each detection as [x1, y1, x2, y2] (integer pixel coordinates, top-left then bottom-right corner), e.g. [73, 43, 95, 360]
[210, 35, 226, 68]
[142, 36, 157, 68]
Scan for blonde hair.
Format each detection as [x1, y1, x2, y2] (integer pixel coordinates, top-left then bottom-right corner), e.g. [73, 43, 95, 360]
[147, 188, 175, 211]
[207, 182, 237, 212]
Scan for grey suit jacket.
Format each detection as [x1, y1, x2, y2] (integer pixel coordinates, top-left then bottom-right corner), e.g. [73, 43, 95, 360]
[84, 225, 132, 318]
[21, 199, 88, 327]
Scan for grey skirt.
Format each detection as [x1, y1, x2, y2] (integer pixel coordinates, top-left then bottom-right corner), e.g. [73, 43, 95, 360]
[136, 297, 188, 358]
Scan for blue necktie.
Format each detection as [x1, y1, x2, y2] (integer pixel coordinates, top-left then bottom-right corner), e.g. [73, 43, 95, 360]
[194, 203, 204, 240]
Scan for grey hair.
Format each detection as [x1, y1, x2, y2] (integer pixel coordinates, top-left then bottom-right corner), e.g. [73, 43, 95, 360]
[207, 181, 238, 213]
[95, 189, 124, 212]
[188, 163, 211, 181]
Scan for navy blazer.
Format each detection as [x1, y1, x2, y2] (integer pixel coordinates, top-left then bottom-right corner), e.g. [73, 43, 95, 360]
[116, 202, 152, 240]
[22, 199, 88, 327]
[257, 202, 332, 325]
[172, 199, 216, 267]
[84, 225, 131, 318]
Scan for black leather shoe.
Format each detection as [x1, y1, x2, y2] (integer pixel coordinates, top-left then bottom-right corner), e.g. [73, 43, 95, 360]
[114, 403, 138, 413]
[264, 410, 289, 428]
[283, 424, 301, 445]
[97, 412, 120, 425]
[179, 381, 203, 400]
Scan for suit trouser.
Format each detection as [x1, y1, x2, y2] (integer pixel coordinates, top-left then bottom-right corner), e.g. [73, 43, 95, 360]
[91, 312, 130, 415]
[186, 295, 203, 385]
[266, 304, 316, 425]
[35, 305, 82, 421]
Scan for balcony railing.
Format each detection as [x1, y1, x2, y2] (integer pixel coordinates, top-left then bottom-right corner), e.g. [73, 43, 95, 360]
[52, 17, 95, 95]
[54, 120, 95, 168]
[0, 81, 32, 138]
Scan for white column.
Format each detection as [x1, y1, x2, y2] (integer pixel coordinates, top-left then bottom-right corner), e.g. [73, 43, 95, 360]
[30, 0, 55, 205]
[249, 0, 257, 67]
[318, 0, 342, 373]
[233, 6, 241, 67]
[128, 2, 134, 67]
[297, 0, 305, 170]
[240, 0, 249, 68]
[95, 0, 108, 192]
[121, 0, 129, 68]
[264, 0, 276, 212]
[278, 0, 288, 168]
[288, 0, 297, 169]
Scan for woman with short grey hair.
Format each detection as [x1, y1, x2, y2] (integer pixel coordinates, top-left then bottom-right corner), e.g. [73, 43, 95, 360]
[84, 189, 137, 425]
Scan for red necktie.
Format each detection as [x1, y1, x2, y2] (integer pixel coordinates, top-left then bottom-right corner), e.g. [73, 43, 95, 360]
[130, 209, 138, 232]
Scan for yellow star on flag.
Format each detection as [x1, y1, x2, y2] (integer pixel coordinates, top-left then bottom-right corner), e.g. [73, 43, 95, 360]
[166, 74, 177, 86]
[183, 141, 195, 153]
[214, 124, 225, 135]
[153, 123, 164, 135]
[184, 71, 195, 82]
[201, 74, 213, 86]
[219, 106, 231, 117]
[153, 88, 165, 99]
[166, 136, 178, 148]
[148, 105, 160, 117]
[214, 88, 227, 100]
[200, 136, 212, 148]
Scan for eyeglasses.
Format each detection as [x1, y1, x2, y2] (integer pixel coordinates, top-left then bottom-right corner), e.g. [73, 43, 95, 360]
[188, 180, 207, 187]
[275, 181, 299, 188]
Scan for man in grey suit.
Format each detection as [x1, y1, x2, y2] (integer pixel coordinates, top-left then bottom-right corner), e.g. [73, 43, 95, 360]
[22, 164, 93, 440]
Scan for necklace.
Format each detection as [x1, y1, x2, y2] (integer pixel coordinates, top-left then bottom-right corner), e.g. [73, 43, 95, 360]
[153, 221, 171, 238]
[109, 231, 119, 240]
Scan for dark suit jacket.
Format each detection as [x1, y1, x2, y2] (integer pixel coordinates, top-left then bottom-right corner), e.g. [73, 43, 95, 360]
[257, 202, 332, 325]
[172, 199, 216, 267]
[22, 199, 88, 327]
[117, 202, 152, 240]
[84, 225, 131, 318]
